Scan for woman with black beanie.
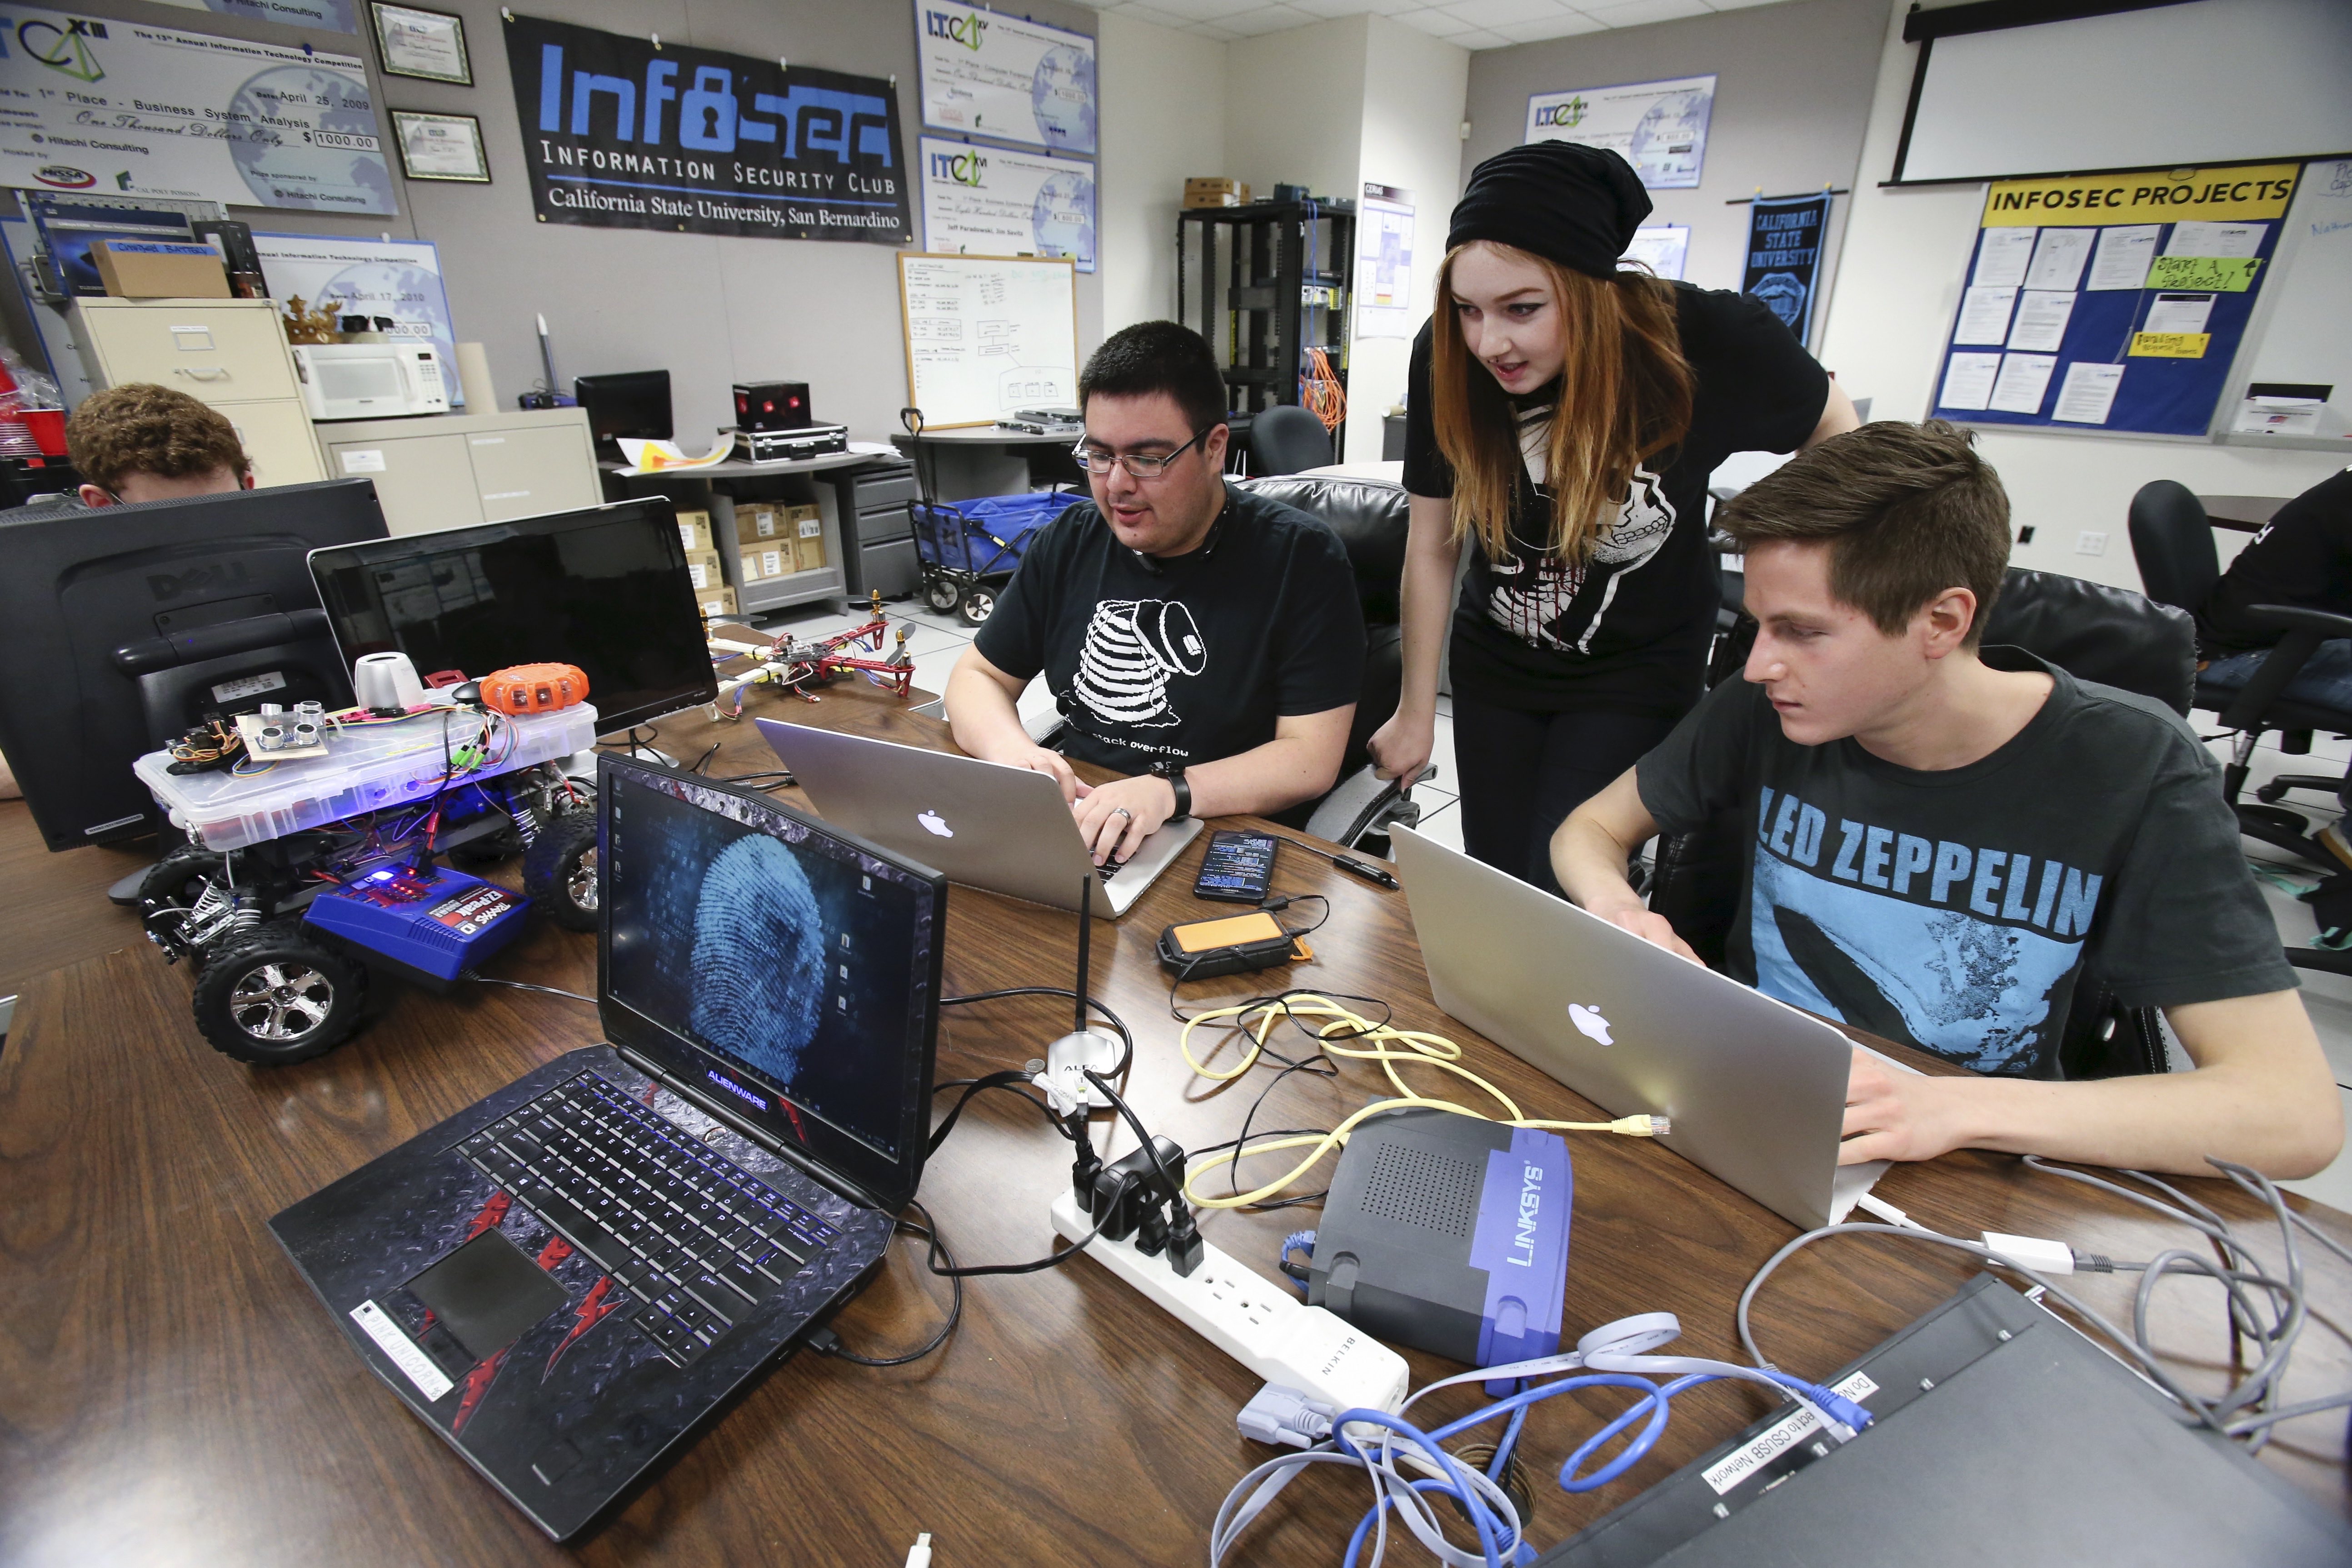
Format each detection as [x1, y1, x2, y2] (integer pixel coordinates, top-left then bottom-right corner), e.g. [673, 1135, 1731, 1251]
[1369, 141, 1856, 893]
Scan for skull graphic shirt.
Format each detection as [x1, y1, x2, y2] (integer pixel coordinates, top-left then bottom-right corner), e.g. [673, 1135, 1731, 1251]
[1405, 283, 1831, 717]
[974, 486, 1366, 776]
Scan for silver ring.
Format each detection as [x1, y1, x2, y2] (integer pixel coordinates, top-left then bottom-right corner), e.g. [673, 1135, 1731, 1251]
[1111, 806, 1133, 820]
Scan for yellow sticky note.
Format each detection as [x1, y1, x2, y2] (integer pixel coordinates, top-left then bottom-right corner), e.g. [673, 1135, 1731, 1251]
[2128, 332, 2210, 358]
[2146, 256, 2260, 292]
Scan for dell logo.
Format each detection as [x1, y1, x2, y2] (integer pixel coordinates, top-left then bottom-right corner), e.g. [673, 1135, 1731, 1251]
[146, 560, 249, 602]
[1567, 1003, 1614, 1047]
[917, 809, 954, 838]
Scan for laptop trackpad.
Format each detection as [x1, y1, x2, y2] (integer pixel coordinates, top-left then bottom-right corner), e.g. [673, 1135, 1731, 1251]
[407, 1229, 569, 1360]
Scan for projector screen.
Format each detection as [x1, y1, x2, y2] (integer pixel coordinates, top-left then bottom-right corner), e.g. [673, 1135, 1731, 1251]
[1895, 0, 2352, 184]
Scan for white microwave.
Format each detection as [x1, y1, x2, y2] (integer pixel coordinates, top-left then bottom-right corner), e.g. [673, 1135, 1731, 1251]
[293, 342, 451, 420]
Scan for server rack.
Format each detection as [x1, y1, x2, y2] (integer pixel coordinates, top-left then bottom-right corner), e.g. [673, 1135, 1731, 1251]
[1176, 199, 1355, 417]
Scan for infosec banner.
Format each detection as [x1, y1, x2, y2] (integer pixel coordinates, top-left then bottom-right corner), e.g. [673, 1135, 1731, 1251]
[1742, 193, 1829, 347]
[0, 8, 393, 213]
[502, 13, 910, 245]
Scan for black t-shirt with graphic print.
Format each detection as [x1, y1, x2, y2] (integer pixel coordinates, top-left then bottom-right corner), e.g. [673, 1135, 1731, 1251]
[1635, 648, 2296, 1078]
[1403, 283, 1830, 717]
[973, 484, 1366, 776]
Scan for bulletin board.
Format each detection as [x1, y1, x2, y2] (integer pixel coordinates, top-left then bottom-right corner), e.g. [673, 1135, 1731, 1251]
[897, 252, 1079, 428]
[1928, 161, 2302, 437]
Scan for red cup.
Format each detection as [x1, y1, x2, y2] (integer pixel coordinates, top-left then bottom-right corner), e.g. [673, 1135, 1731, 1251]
[21, 408, 65, 456]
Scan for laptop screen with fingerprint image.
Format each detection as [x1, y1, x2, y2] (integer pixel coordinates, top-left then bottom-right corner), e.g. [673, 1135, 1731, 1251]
[602, 768, 939, 1165]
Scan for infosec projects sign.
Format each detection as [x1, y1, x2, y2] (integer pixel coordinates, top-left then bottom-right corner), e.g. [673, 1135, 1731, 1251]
[502, 13, 910, 245]
[0, 8, 394, 213]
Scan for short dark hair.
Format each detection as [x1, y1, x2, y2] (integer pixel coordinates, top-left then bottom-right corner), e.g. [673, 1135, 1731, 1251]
[1717, 419, 2010, 644]
[68, 382, 250, 492]
[1078, 320, 1228, 434]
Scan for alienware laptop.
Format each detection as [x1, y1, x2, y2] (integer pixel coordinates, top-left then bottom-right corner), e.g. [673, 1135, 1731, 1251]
[270, 753, 945, 1539]
[1388, 825, 1893, 1231]
[755, 717, 1203, 917]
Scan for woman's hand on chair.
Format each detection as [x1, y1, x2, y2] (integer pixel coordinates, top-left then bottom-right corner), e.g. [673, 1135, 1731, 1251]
[1368, 708, 1435, 788]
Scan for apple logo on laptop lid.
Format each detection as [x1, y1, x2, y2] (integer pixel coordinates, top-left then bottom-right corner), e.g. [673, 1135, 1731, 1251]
[917, 810, 954, 838]
[1567, 1003, 1614, 1047]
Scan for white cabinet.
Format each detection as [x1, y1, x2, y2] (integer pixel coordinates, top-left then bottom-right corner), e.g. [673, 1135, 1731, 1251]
[68, 298, 325, 486]
[315, 409, 601, 536]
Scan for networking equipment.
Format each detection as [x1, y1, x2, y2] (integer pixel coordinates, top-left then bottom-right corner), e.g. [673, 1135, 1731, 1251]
[1305, 1108, 1572, 1373]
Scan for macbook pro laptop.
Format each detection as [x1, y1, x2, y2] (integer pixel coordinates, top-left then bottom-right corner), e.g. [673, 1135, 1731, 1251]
[1388, 824, 1894, 1231]
[756, 717, 1204, 917]
[270, 753, 946, 1539]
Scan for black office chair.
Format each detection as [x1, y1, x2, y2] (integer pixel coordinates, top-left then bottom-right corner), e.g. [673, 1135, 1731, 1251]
[1249, 405, 1335, 477]
[1649, 567, 2198, 1079]
[2127, 480, 2352, 871]
[1010, 473, 1426, 849]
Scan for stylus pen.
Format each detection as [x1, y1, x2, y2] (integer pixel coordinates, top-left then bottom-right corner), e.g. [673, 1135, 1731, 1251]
[1269, 835, 1400, 890]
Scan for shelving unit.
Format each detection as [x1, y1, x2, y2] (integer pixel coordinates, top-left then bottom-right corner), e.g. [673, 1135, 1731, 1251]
[1176, 200, 1356, 417]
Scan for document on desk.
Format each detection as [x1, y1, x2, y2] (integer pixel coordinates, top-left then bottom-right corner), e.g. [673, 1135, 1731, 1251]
[2086, 225, 2160, 290]
[1953, 286, 2017, 345]
[2006, 291, 2077, 353]
[2022, 228, 2092, 292]
[2051, 362, 2125, 425]
[1972, 226, 2036, 288]
[1988, 353, 2057, 416]
[1938, 352, 2001, 411]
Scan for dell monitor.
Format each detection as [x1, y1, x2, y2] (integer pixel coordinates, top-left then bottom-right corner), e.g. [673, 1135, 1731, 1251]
[0, 478, 391, 852]
[574, 370, 672, 460]
[307, 498, 718, 740]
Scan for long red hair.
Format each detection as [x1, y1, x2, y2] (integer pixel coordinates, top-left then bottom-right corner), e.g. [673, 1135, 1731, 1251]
[1430, 244, 1694, 562]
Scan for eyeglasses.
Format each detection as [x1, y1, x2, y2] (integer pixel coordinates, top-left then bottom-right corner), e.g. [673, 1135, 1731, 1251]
[1070, 423, 1217, 479]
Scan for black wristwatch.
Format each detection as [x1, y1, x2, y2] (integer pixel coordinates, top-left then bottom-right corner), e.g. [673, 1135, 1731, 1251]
[1150, 759, 1192, 820]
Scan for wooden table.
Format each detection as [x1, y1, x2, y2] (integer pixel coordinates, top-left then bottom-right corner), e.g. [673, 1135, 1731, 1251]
[2198, 494, 2292, 533]
[6, 684, 2351, 1565]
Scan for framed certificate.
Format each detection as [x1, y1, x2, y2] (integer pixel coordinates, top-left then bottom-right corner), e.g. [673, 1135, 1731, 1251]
[392, 111, 490, 183]
[372, 2, 471, 86]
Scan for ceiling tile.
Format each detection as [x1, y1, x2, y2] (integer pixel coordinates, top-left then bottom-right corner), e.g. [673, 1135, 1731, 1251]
[1456, 27, 1519, 47]
[1393, 7, 1475, 35]
[1219, 2, 1321, 32]
[1578, 0, 1713, 24]
[1115, 3, 1195, 26]
[1438, 0, 1570, 28]
[1494, 11, 1609, 40]
[1136, 0, 1265, 22]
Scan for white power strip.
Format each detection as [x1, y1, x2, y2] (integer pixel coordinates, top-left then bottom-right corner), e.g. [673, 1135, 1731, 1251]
[1050, 1191, 1409, 1414]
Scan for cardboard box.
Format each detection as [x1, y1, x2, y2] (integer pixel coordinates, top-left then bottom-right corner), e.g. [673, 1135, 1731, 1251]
[679, 514, 715, 553]
[737, 548, 765, 584]
[757, 545, 791, 579]
[683, 549, 725, 591]
[1183, 177, 1250, 209]
[91, 240, 230, 299]
[735, 504, 780, 543]
[794, 530, 826, 573]
[695, 586, 739, 619]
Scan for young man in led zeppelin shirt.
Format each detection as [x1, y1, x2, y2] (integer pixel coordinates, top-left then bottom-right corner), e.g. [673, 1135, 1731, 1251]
[944, 321, 1365, 865]
[1551, 420, 2341, 1180]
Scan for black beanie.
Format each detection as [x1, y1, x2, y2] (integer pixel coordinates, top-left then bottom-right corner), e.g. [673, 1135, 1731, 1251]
[1447, 142, 1653, 279]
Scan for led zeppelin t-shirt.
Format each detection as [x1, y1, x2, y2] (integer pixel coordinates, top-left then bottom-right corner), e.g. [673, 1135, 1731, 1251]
[1635, 649, 2295, 1077]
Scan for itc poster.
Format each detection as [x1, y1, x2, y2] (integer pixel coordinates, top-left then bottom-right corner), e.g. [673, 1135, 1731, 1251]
[1524, 74, 1715, 191]
[503, 13, 911, 245]
[152, 0, 358, 34]
[0, 9, 394, 214]
[915, 0, 1094, 156]
[918, 136, 1093, 272]
[1741, 194, 1829, 345]
[252, 233, 463, 406]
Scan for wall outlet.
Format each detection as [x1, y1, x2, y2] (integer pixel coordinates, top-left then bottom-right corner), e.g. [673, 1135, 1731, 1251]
[2075, 530, 2108, 556]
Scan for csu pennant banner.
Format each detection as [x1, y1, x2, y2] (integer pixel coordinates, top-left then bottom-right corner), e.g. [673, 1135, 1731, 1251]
[1741, 193, 1829, 348]
[503, 13, 911, 244]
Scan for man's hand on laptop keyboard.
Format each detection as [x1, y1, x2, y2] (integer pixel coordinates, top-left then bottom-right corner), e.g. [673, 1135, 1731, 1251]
[1073, 772, 1176, 866]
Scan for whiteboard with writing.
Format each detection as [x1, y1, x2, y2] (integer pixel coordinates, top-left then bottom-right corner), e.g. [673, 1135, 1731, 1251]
[897, 253, 1079, 429]
[2229, 159, 2352, 443]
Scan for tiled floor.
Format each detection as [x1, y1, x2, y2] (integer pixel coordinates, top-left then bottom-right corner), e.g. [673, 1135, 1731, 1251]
[747, 599, 2352, 1210]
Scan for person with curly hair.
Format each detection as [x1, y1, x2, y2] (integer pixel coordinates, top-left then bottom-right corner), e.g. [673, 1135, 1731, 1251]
[67, 382, 253, 507]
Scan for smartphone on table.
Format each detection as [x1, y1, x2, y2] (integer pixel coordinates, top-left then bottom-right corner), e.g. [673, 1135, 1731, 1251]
[1193, 829, 1277, 903]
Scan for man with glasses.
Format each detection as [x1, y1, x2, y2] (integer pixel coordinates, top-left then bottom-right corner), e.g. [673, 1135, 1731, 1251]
[944, 320, 1365, 867]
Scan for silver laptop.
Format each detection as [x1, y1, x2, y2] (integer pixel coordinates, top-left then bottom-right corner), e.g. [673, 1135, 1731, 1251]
[755, 718, 1203, 917]
[1388, 824, 1893, 1231]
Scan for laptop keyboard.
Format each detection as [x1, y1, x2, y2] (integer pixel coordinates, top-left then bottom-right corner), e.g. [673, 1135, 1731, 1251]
[458, 1072, 840, 1365]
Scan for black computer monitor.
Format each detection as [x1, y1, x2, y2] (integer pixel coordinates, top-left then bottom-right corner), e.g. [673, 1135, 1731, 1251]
[0, 479, 390, 852]
[307, 499, 718, 740]
[574, 370, 672, 458]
